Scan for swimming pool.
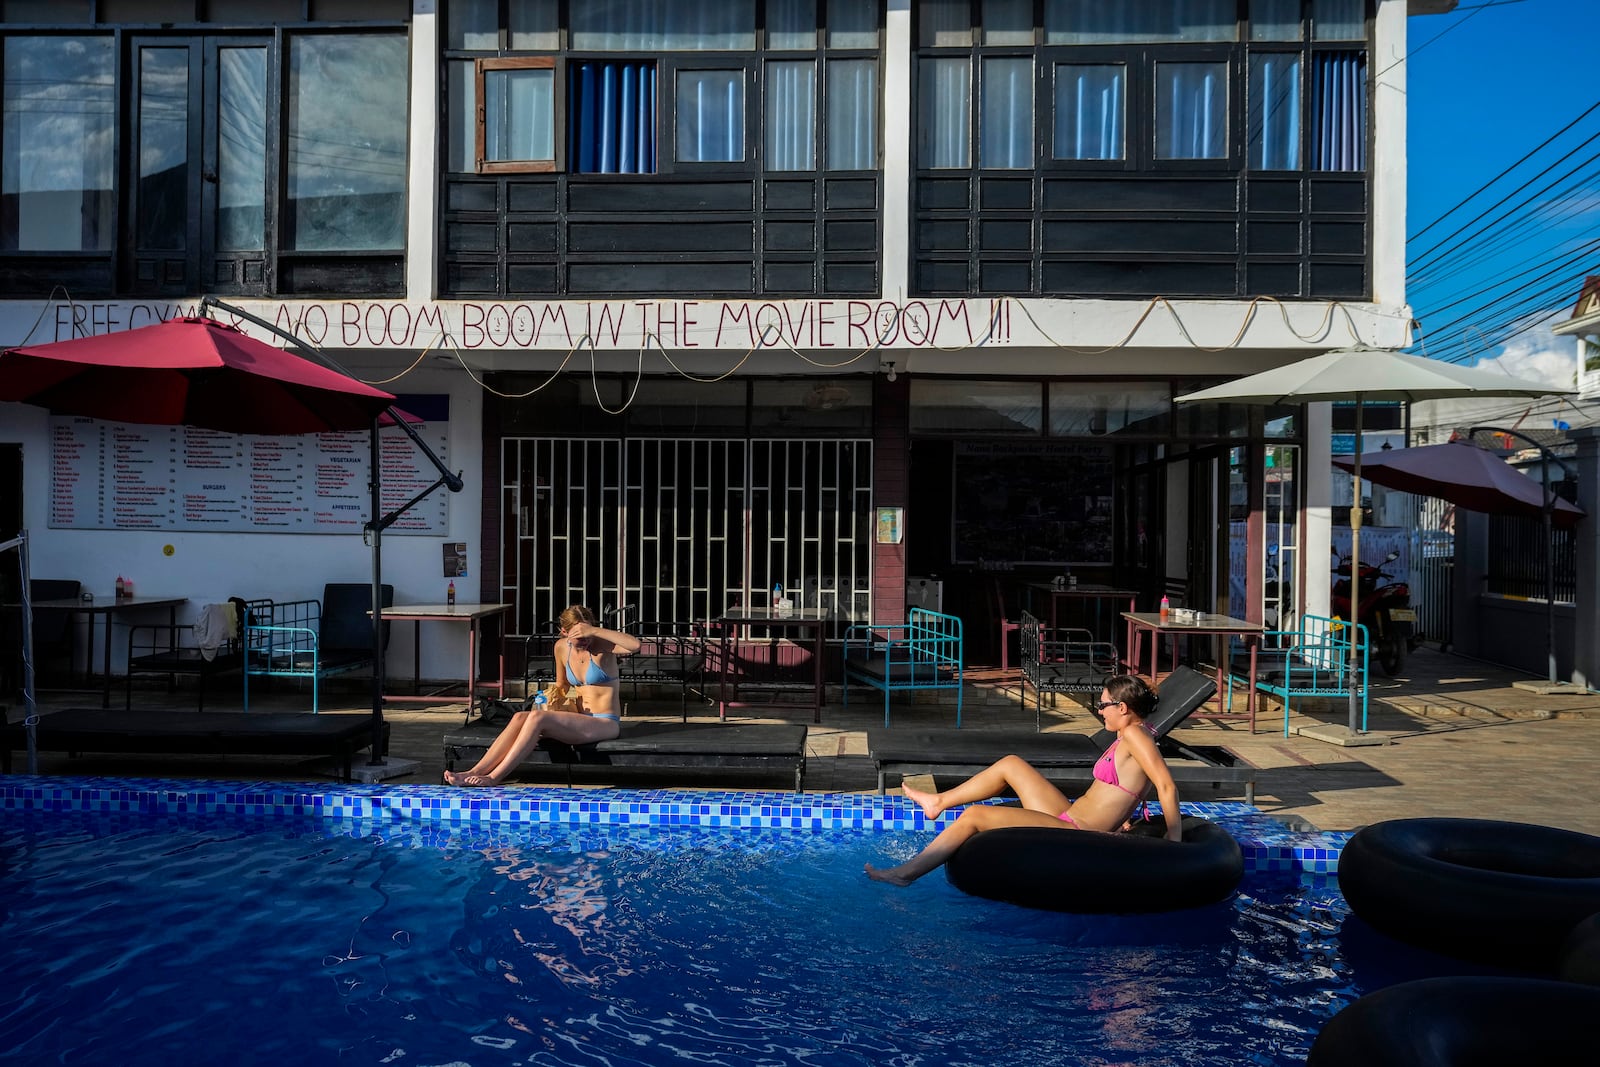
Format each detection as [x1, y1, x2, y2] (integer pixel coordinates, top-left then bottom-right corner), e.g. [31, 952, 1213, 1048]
[0, 778, 1472, 1066]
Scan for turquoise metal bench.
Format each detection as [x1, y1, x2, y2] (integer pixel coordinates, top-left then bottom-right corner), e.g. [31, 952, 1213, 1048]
[842, 607, 964, 727]
[243, 584, 392, 712]
[1227, 613, 1369, 736]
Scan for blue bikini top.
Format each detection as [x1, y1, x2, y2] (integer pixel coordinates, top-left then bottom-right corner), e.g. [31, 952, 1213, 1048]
[564, 647, 617, 686]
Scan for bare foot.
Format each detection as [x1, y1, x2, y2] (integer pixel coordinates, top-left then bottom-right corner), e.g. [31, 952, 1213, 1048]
[900, 783, 945, 821]
[443, 770, 467, 785]
[455, 774, 500, 787]
[864, 862, 915, 887]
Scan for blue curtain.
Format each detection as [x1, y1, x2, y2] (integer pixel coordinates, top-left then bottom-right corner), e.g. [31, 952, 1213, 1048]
[570, 61, 657, 174]
[1313, 51, 1365, 171]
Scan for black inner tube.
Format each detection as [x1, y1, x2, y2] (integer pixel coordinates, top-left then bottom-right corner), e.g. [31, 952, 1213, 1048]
[945, 816, 1243, 913]
[1338, 818, 1600, 971]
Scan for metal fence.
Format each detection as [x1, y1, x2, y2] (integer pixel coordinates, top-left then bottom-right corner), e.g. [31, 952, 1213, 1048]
[1487, 515, 1577, 602]
[1400, 493, 1453, 650]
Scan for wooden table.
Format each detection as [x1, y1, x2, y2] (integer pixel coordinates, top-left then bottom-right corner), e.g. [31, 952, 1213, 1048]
[378, 602, 510, 714]
[715, 607, 830, 724]
[1026, 582, 1139, 636]
[26, 594, 188, 710]
[1121, 611, 1264, 733]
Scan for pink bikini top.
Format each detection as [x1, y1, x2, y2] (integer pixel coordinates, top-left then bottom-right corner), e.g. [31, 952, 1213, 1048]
[1093, 724, 1157, 797]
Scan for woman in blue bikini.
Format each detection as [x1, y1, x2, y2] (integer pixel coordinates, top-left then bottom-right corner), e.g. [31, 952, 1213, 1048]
[865, 674, 1180, 885]
[445, 604, 640, 787]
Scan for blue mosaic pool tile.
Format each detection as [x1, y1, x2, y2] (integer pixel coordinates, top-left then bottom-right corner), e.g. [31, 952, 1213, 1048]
[0, 775, 1354, 874]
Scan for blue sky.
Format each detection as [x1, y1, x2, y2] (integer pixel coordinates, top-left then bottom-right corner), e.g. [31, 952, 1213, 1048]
[1405, 0, 1597, 387]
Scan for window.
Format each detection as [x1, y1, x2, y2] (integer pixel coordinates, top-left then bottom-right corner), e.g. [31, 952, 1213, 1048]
[765, 60, 816, 170]
[458, 1, 880, 176]
[1044, 0, 1237, 44]
[676, 69, 745, 163]
[980, 57, 1032, 168]
[1, 36, 114, 251]
[919, 57, 969, 168]
[1312, 51, 1365, 171]
[1248, 53, 1300, 169]
[285, 33, 407, 252]
[826, 59, 877, 170]
[1155, 60, 1229, 161]
[568, 61, 657, 174]
[1053, 63, 1125, 161]
[477, 58, 556, 172]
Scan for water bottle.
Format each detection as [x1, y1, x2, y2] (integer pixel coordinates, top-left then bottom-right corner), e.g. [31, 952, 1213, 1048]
[447, 580, 456, 608]
[1159, 595, 1171, 623]
[773, 582, 783, 606]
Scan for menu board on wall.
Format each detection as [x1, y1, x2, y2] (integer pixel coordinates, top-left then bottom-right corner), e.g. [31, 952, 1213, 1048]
[952, 441, 1114, 565]
[47, 398, 450, 534]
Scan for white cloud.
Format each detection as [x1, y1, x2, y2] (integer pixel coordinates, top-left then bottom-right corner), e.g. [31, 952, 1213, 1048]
[1463, 318, 1576, 389]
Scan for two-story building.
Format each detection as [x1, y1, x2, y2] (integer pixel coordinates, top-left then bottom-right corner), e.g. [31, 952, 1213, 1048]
[1, 1, 1446, 682]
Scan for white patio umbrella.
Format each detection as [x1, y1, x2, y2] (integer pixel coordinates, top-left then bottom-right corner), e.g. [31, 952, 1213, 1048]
[1176, 345, 1573, 740]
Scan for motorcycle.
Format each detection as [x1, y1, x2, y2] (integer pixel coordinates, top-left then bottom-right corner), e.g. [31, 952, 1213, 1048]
[1331, 549, 1418, 677]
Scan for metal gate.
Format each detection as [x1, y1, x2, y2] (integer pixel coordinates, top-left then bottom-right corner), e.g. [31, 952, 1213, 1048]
[501, 437, 873, 637]
[1404, 492, 1454, 650]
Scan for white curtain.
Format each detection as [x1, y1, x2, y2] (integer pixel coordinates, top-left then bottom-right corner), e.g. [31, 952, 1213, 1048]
[1248, 53, 1300, 170]
[1045, 0, 1236, 44]
[484, 66, 555, 163]
[571, 0, 756, 50]
[1249, 0, 1302, 42]
[826, 59, 877, 170]
[1312, 0, 1366, 41]
[919, 0, 972, 46]
[980, 57, 1033, 169]
[766, 61, 816, 170]
[1156, 61, 1227, 160]
[1053, 64, 1124, 161]
[767, 0, 817, 50]
[918, 57, 970, 168]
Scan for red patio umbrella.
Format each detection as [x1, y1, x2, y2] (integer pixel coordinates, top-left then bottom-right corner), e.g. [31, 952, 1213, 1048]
[0, 315, 395, 433]
[1332, 442, 1585, 528]
[1, 313, 405, 773]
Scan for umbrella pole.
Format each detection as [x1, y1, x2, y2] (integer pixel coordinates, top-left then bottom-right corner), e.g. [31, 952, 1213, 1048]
[369, 419, 386, 766]
[1, 532, 37, 774]
[1348, 401, 1363, 734]
[1542, 448, 1556, 685]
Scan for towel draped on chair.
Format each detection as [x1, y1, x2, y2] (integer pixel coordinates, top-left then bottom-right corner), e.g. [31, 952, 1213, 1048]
[193, 602, 238, 661]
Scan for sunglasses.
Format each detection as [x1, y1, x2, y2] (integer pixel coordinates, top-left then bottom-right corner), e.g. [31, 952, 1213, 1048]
[1094, 699, 1123, 712]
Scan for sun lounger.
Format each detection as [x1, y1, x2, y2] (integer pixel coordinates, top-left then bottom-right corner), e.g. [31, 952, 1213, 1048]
[866, 665, 1255, 801]
[442, 720, 808, 791]
[2, 708, 386, 781]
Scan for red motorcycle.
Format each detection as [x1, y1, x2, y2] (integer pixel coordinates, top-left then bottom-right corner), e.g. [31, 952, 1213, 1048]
[1332, 550, 1418, 677]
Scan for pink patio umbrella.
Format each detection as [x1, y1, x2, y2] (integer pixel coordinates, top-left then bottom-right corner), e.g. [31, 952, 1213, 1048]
[1, 313, 421, 772]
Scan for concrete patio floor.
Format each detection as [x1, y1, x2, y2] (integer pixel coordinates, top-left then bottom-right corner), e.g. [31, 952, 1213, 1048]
[8, 645, 1598, 836]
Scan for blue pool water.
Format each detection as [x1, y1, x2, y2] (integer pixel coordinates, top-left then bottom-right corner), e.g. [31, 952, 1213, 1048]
[0, 781, 1485, 1067]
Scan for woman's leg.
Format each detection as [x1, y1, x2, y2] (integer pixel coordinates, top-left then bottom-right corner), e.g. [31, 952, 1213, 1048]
[901, 754, 1071, 820]
[445, 712, 535, 785]
[472, 710, 621, 785]
[866, 804, 1067, 886]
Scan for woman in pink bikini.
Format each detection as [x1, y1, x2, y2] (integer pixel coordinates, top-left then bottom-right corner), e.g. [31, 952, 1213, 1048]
[445, 604, 640, 787]
[865, 674, 1180, 886]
